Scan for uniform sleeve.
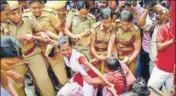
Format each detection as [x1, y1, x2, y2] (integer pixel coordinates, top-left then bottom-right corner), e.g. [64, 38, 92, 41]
[112, 23, 117, 34]
[49, 14, 61, 29]
[66, 11, 73, 26]
[32, 21, 43, 33]
[91, 28, 96, 41]
[134, 29, 141, 43]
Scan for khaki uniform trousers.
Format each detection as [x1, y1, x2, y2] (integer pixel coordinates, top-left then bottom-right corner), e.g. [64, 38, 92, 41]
[119, 55, 137, 75]
[73, 45, 92, 61]
[47, 50, 68, 85]
[94, 51, 107, 74]
[10, 48, 55, 96]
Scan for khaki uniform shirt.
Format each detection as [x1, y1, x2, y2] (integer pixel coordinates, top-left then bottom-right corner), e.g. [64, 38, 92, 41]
[91, 22, 116, 55]
[7, 17, 42, 54]
[44, 6, 68, 35]
[1, 23, 10, 37]
[66, 9, 96, 46]
[23, 11, 61, 35]
[115, 22, 141, 59]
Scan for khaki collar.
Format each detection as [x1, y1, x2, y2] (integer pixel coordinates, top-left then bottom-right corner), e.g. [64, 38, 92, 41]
[30, 12, 47, 20]
[118, 23, 134, 31]
[100, 24, 113, 32]
[8, 19, 23, 26]
[74, 10, 88, 19]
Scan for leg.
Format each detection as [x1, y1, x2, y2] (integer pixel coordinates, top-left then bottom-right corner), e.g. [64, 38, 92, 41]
[10, 62, 27, 96]
[26, 53, 55, 96]
[148, 66, 170, 90]
[149, 60, 155, 75]
[128, 59, 137, 76]
[140, 49, 150, 82]
[48, 52, 68, 85]
[165, 73, 174, 92]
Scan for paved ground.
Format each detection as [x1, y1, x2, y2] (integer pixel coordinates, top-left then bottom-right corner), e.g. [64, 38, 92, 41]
[24, 77, 36, 96]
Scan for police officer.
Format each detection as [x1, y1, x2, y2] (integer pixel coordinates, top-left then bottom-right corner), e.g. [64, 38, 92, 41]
[108, 10, 141, 75]
[6, 1, 55, 96]
[90, 8, 116, 73]
[65, 0, 96, 61]
[0, 1, 10, 37]
[45, 1, 67, 36]
[25, 0, 70, 85]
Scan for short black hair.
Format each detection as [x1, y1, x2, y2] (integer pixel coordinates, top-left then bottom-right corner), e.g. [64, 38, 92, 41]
[105, 56, 127, 92]
[120, 10, 133, 22]
[77, 1, 89, 11]
[0, 0, 9, 12]
[129, 78, 150, 96]
[0, 36, 22, 59]
[29, 0, 45, 5]
[57, 36, 72, 48]
[100, 8, 113, 19]
[105, 56, 121, 71]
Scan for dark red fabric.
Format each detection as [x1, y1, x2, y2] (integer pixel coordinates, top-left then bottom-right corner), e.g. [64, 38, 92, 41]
[73, 57, 98, 87]
[105, 63, 136, 95]
[171, 0, 176, 85]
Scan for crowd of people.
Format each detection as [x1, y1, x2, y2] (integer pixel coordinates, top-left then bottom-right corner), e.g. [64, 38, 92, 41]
[0, 0, 175, 96]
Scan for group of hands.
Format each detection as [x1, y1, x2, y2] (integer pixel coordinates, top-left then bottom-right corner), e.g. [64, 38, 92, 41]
[11, 29, 92, 83]
[21, 28, 92, 46]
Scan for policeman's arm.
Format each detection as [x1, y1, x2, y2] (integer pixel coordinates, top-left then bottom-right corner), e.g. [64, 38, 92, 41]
[32, 21, 56, 43]
[45, 30, 62, 40]
[64, 26, 77, 38]
[90, 28, 100, 59]
[137, 8, 150, 28]
[63, 12, 78, 39]
[107, 33, 116, 57]
[127, 31, 141, 64]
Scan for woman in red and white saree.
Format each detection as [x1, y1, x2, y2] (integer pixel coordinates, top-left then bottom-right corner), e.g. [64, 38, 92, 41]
[56, 37, 113, 96]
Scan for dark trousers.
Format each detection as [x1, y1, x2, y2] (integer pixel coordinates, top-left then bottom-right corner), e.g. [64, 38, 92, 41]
[140, 48, 150, 83]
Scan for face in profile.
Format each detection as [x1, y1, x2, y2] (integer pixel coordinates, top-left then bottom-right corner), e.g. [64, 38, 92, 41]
[153, 4, 169, 24]
[0, 5, 11, 23]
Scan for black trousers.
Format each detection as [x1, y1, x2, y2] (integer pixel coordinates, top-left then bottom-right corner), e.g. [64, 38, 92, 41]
[140, 48, 150, 83]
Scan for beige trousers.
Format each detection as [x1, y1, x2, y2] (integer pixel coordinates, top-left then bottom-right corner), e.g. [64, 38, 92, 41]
[11, 48, 55, 96]
[47, 50, 68, 85]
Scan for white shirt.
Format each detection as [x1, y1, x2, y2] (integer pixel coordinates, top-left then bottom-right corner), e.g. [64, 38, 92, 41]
[64, 49, 88, 76]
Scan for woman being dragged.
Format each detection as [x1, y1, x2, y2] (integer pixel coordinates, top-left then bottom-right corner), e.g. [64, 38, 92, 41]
[56, 37, 113, 96]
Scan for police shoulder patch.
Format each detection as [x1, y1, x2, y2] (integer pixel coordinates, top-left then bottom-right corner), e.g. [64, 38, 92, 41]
[88, 13, 96, 20]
